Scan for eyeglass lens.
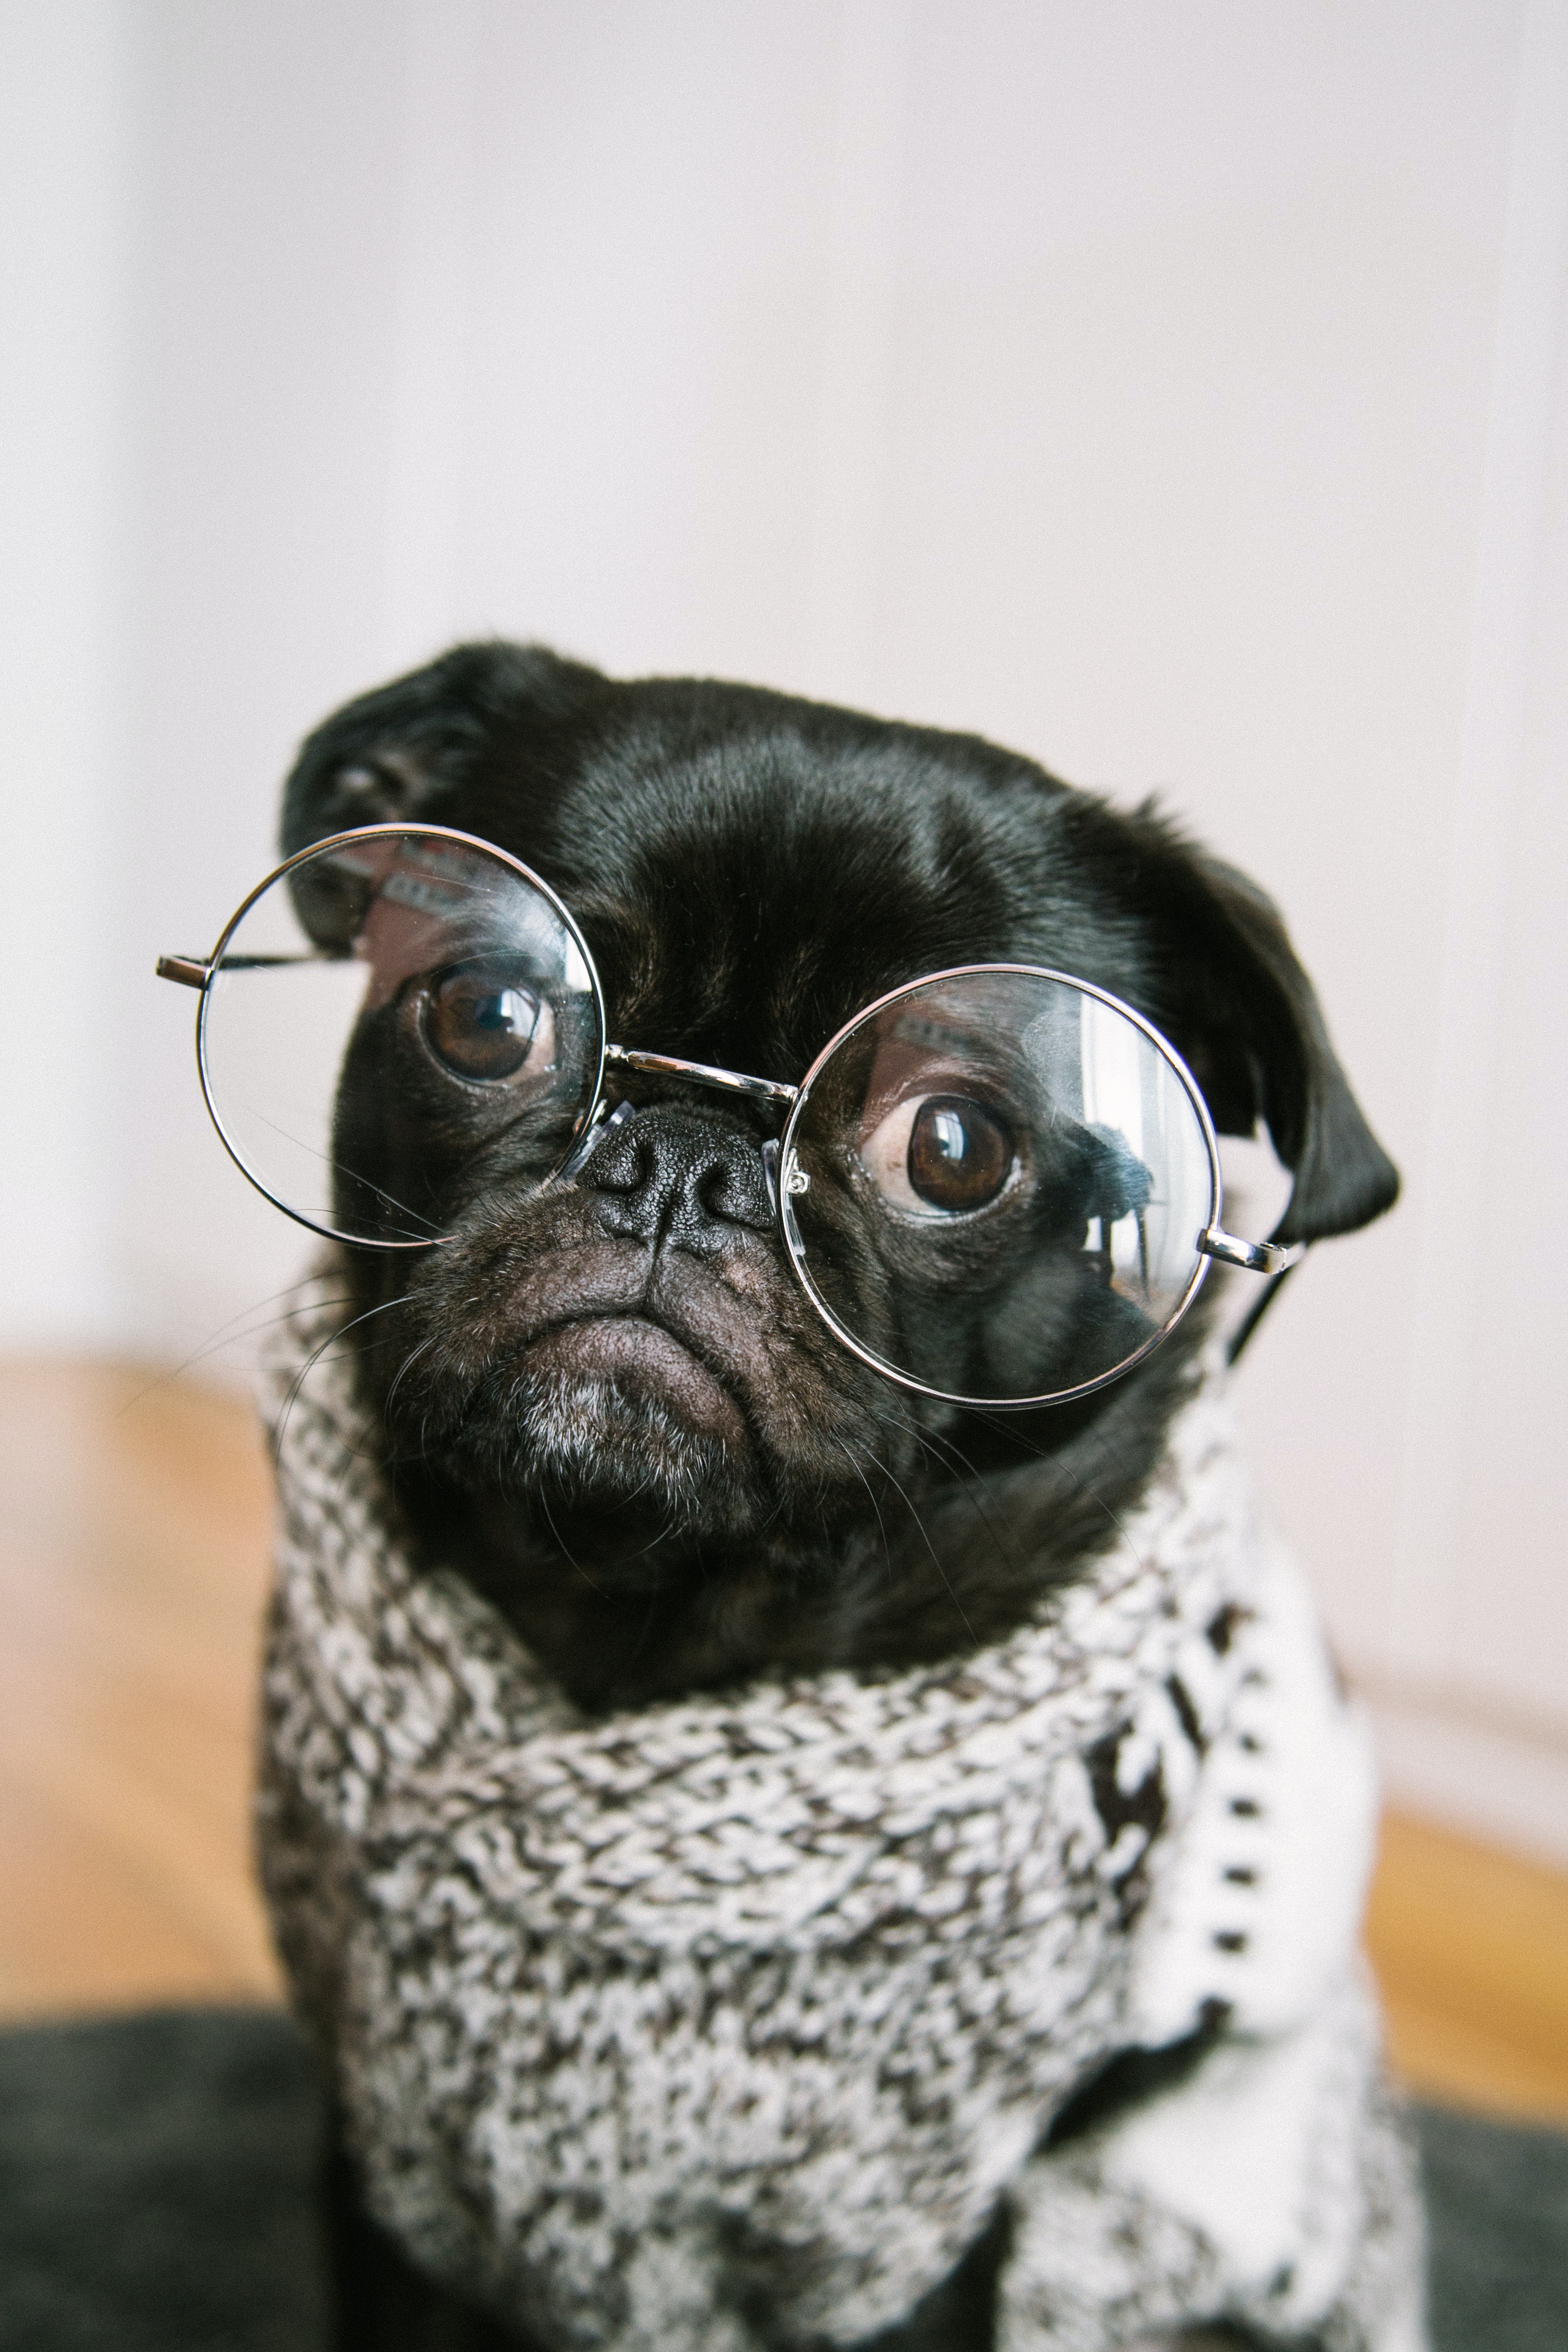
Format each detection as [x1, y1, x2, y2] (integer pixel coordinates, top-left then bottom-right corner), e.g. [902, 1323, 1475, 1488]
[783, 970, 1217, 1404]
[199, 831, 600, 1244]
[197, 831, 1217, 1403]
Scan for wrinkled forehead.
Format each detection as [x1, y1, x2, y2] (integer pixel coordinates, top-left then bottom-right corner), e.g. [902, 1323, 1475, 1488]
[553, 743, 1051, 1025]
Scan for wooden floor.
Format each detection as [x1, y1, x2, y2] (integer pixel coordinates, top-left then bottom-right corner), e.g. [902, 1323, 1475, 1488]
[1, 1359, 1565, 2124]
[0, 1361, 282, 2015]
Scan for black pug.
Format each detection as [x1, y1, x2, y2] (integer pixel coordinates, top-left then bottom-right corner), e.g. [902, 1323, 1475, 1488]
[280, 641, 1391, 1708]
[258, 642, 1408, 2352]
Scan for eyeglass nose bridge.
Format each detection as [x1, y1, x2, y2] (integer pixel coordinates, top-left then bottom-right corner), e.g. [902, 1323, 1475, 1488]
[603, 1043, 798, 1109]
[596, 1048, 805, 1225]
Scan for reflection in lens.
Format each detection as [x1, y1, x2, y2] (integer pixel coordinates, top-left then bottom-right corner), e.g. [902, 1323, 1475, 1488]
[424, 969, 553, 1083]
[198, 829, 602, 1244]
[907, 1096, 1013, 1212]
[782, 970, 1217, 1406]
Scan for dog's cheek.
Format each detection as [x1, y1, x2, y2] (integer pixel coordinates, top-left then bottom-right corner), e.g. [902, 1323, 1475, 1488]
[749, 1316, 903, 1498]
[650, 1246, 915, 1503]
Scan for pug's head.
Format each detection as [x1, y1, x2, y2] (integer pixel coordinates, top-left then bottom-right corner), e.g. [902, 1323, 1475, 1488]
[279, 644, 1396, 1704]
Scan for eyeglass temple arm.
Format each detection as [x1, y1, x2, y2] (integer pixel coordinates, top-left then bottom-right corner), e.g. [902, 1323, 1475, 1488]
[158, 954, 324, 986]
[1198, 1225, 1309, 1371]
[1197, 1226, 1304, 1278]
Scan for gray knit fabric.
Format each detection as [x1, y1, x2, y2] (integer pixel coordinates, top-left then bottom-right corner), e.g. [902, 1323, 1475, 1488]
[255, 1274, 1426, 2351]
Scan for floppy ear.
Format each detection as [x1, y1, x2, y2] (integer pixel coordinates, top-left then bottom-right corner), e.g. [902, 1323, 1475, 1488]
[1107, 805, 1398, 1246]
[278, 639, 603, 858]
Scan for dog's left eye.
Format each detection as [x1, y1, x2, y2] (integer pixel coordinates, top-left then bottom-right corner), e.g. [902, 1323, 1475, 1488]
[421, 967, 556, 1083]
[858, 1093, 1017, 1217]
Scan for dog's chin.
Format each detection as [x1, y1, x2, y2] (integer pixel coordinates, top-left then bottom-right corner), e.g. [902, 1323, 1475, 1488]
[527, 1316, 749, 1449]
[433, 1317, 766, 1552]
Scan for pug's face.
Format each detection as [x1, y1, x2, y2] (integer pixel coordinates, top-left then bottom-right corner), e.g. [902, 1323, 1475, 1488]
[281, 646, 1396, 1697]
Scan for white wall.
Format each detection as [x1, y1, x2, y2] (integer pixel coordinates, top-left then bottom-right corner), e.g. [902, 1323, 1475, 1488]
[2, 0, 1563, 1856]
[0, 0, 130, 1345]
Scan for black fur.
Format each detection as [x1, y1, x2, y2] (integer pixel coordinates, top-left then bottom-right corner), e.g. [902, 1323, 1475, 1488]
[280, 642, 1394, 1716]
[279, 644, 1396, 2350]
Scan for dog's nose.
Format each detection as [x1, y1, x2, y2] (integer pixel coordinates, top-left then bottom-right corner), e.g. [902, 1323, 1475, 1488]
[581, 1104, 775, 1253]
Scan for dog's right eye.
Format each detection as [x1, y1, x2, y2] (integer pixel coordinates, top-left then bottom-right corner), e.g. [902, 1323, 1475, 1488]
[421, 967, 556, 1083]
[857, 1091, 1018, 1217]
[908, 1096, 1013, 1211]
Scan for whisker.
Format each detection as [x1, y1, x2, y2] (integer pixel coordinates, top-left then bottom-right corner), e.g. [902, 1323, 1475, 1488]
[114, 1289, 357, 1417]
[384, 1334, 436, 1421]
[870, 1450, 978, 1647]
[538, 1488, 610, 1599]
[622, 1585, 664, 1667]
[236, 1104, 442, 1238]
[274, 1294, 414, 1459]
[829, 1432, 894, 1583]
[867, 1404, 1018, 1575]
[970, 1408, 1150, 1582]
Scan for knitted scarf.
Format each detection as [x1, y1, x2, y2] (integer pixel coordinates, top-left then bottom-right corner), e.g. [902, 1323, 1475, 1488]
[255, 1274, 1425, 2352]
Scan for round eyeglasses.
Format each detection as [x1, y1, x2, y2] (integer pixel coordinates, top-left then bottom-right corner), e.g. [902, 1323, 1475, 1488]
[158, 824, 1295, 1410]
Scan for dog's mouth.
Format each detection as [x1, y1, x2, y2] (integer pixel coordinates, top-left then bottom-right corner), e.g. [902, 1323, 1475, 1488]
[373, 1207, 896, 1554]
[523, 1312, 748, 1447]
